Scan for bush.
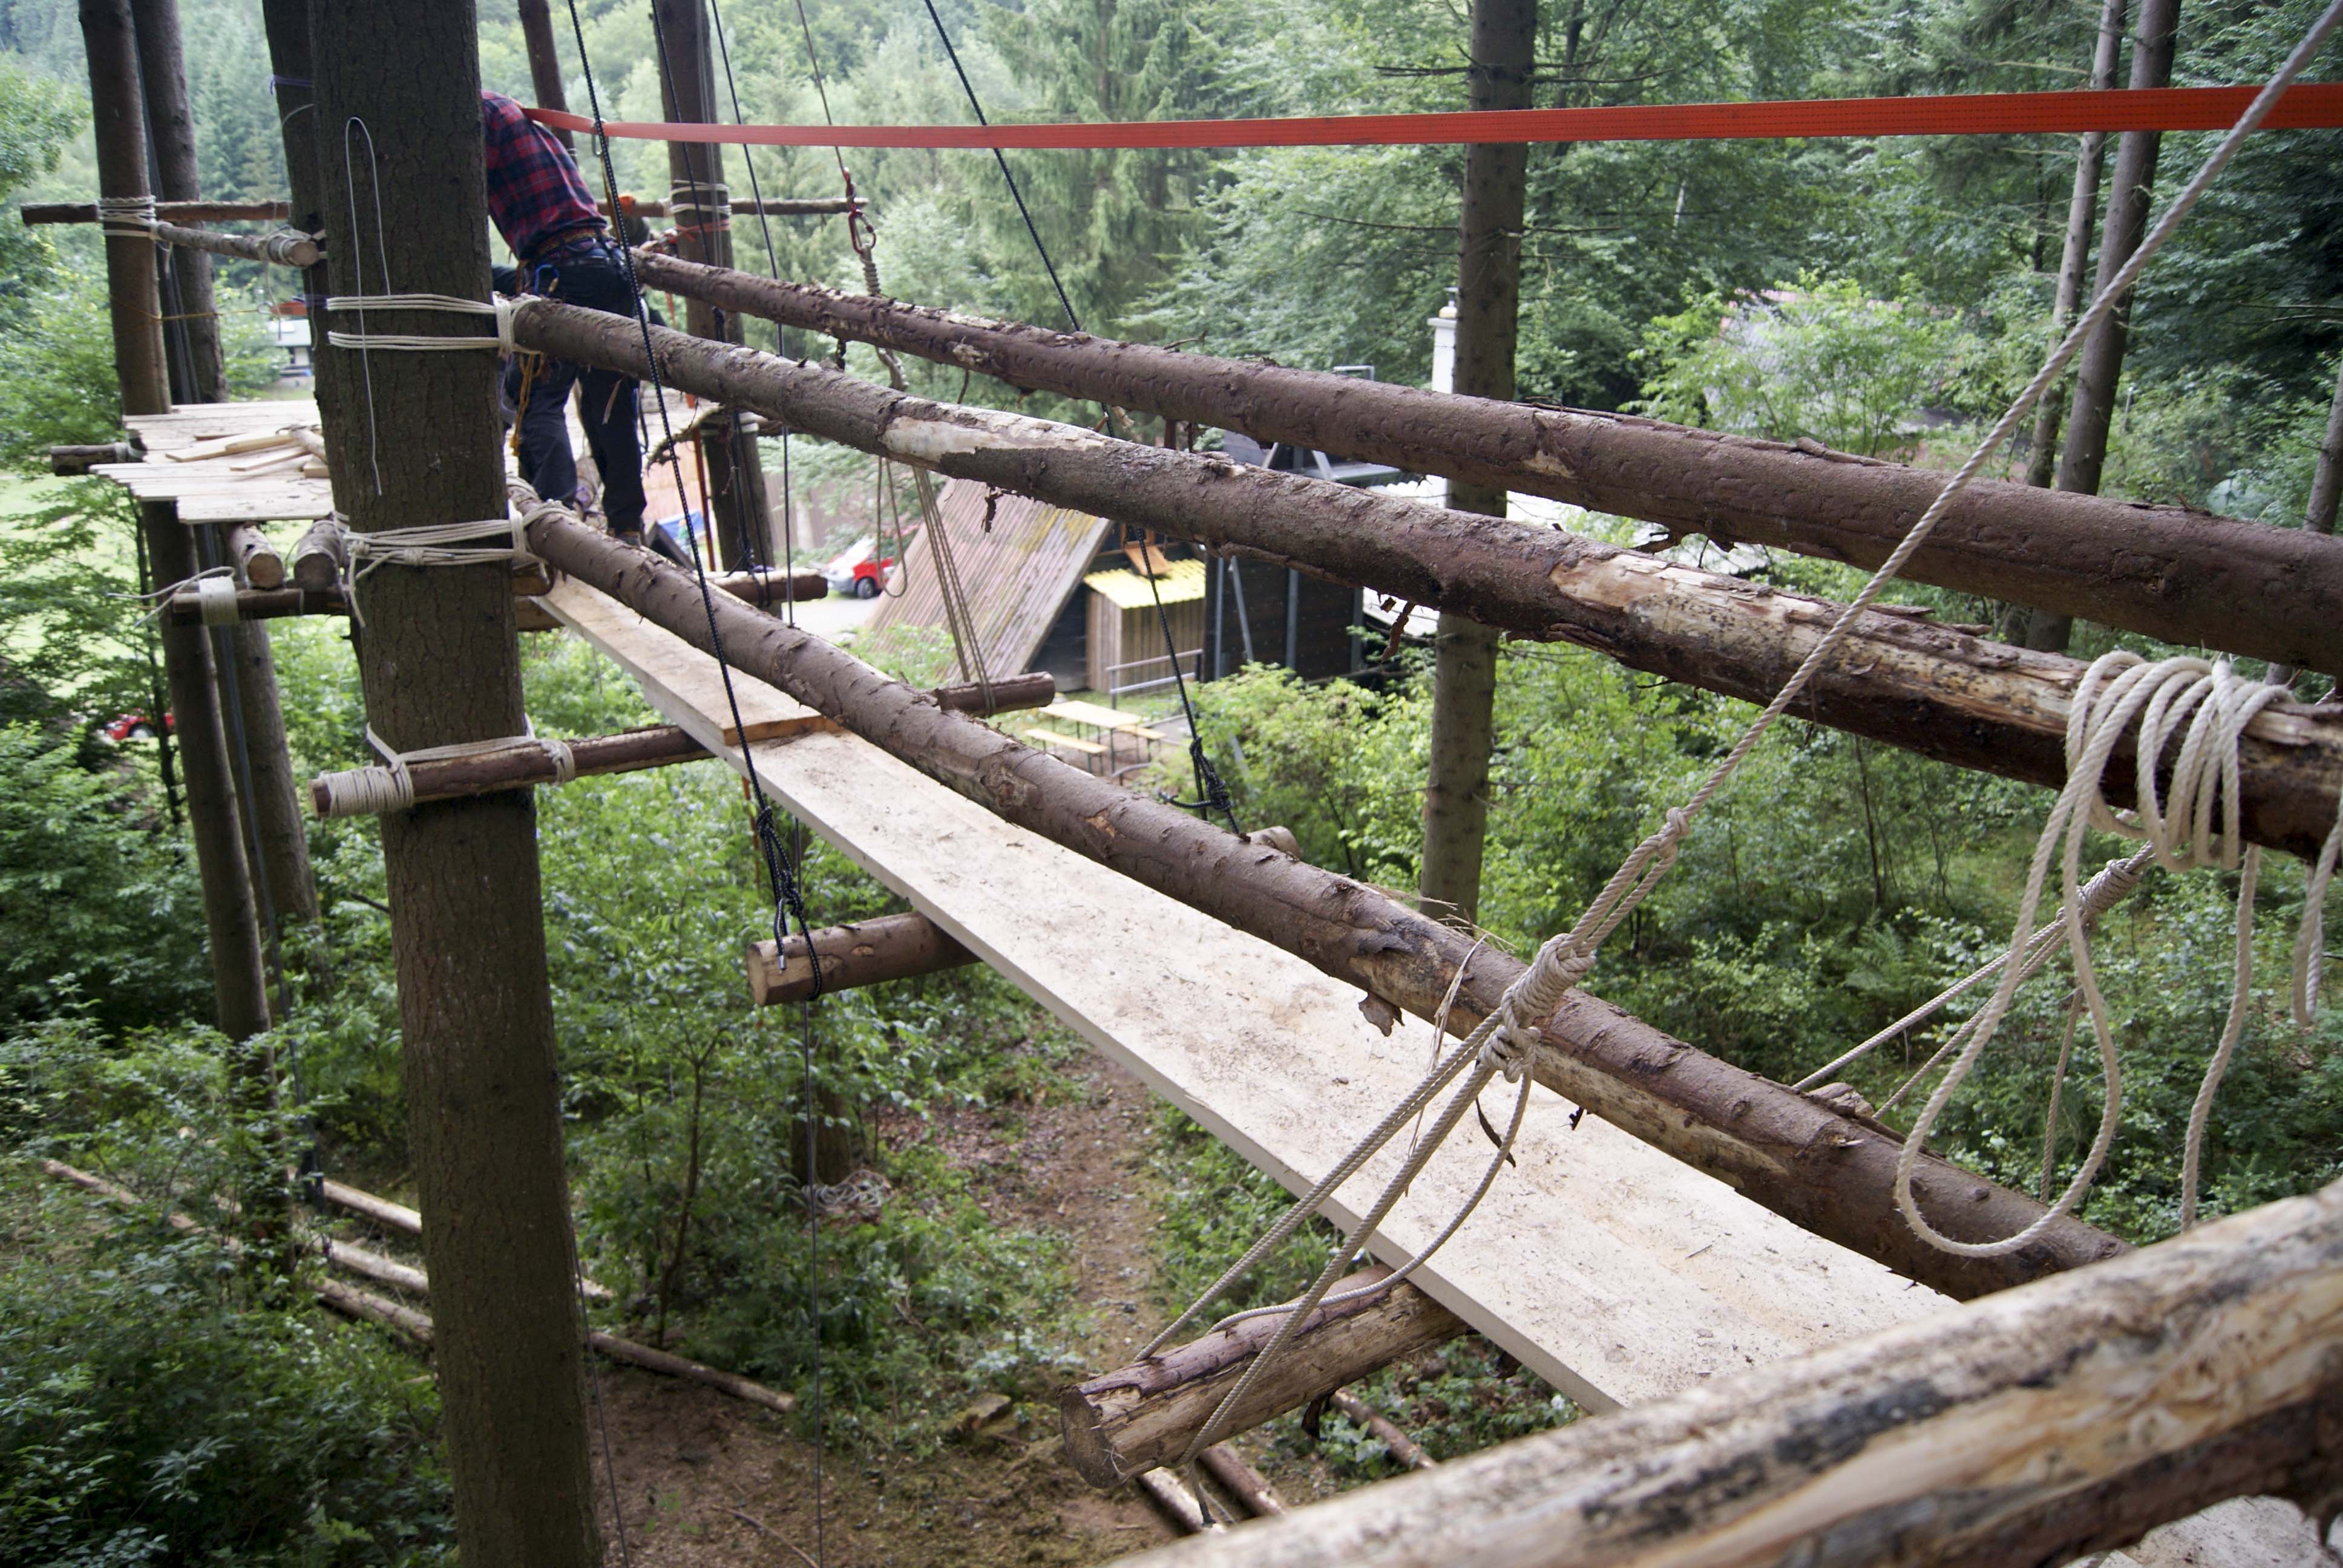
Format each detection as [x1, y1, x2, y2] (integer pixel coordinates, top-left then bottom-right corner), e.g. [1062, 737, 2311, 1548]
[0, 1194, 451, 1567]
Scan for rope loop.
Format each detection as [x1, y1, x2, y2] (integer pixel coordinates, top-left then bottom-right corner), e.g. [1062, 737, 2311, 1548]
[324, 292, 528, 354]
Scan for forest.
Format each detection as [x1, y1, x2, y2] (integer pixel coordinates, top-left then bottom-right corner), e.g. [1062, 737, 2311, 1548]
[1, 0, 2340, 1563]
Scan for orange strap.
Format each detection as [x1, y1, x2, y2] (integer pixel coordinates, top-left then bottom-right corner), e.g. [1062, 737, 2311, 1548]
[527, 82, 2343, 151]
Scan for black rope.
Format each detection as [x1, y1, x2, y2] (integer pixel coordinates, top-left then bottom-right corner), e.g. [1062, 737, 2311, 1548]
[566, 8, 828, 1561]
[916, 3, 1238, 832]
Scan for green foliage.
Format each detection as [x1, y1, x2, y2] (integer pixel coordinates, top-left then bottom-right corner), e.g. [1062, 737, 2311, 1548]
[1631, 273, 1978, 457]
[0, 728, 205, 1033]
[0, 265, 127, 462]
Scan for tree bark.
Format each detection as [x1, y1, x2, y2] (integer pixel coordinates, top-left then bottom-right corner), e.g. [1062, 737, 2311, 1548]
[305, 4, 600, 1563]
[1420, 0, 1537, 929]
[516, 0, 574, 149]
[84, 0, 272, 1042]
[1061, 1268, 1467, 1485]
[2024, 0, 2128, 492]
[129, 0, 224, 402]
[2027, 0, 2182, 655]
[746, 911, 979, 1006]
[511, 305, 2343, 863]
[1105, 1181, 2343, 1568]
[623, 255, 2343, 676]
[1415, 0, 1546, 928]
[525, 512, 2132, 1302]
[652, 0, 768, 571]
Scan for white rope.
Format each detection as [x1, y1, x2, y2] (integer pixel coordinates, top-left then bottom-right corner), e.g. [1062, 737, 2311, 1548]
[1890, 655, 2343, 1253]
[97, 194, 156, 238]
[1137, 0, 2343, 1436]
[315, 720, 575, 816]
[195, 574, 242, 627]
[324, 293, 526, 353]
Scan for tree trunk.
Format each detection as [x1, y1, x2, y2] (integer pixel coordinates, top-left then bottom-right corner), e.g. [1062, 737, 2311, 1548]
[1107, 1183, 2343, 1568]
[526, 512, 2134, 1302]
[2270, 357, 2343, 686]
[622, 255, 2343, 675]
[83, 0, 272, 1042]
[128, 0, 225, 403]
[510, 305, 2343, 864]
[137, 0, 319, 953]
[746, 911, 979, 1006]
[1419, 0, 1537, 929]
[1061, 1268, 1467, 1485]
[2024, 0, 2128, 493]
[2027, 0, 2182, 655]
[516, 0, 574, 149]
[304, 4, 601, 1563]
[652, 0, 768, 570]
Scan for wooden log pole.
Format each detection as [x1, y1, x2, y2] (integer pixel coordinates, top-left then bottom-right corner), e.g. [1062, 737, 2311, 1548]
[50, 441, 140, 474]
[509, 302, 2343, 864]
[306, 2, 601, 1561]
[1061, 1269, 1468, 1486]
[708, 566, 827, 604]
[522, 511, 2124, 1305]
[321, 1177, 612, 1301]
[934, 670, 1055, 714]
[626, 249, 2343, 677]
[289, 514, 346, 590]
[21, 197, 292, 224]
[154, 220, 321, 268]
[227, 523, 285, 588]
[1418, 0, 1535, 929]
[310, 724, 711, 817]
[652, 0, 769, 572]
[1104, 1180, 2343, 1568]
[618, 195, 854, 218]
[516, 0, 574, 149]
[129, 0, 224, 402]
[746, 911, 980, 1007]
[1136, 1469, 1217, 1534]
[165, 586, 348, 623]
[1199, 1446, 1288, 1518]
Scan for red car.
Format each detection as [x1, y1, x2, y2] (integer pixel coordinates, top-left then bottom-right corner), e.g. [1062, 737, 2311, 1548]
[100, 710, 172, 742]
[828, 554, 899, 599]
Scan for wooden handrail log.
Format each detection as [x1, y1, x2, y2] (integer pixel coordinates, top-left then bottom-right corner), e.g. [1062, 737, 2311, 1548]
[1060, 1267, 1468, 1486]
[154, 220, 321, 268]
[747, 910, 980, 1005]
[610, 195, 854, 218]
[629, 250, 2343, 675]
[523, 511, 2128, 1302]
[21, 198, 290, 224]
[164, 586, 348, 624]
[1107, 1180, 2343, 1568]
[50, 441, 139, 474]
[511, 299, 2343, 864]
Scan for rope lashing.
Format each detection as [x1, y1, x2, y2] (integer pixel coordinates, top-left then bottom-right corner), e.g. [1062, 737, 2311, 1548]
[96, 194, 156, 238]
[315, 721, 577, 817]
[666, 180, 730, 234]
[324, 292, 528, 353]
[336, 482, 557, 628]
[1892, 655, 2343, 1255]
[261, 228, 322, 266]
[195, 573, 243, 627]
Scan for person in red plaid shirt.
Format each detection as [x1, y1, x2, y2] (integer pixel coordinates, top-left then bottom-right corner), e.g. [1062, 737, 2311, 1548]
[482, 90, 648, 543]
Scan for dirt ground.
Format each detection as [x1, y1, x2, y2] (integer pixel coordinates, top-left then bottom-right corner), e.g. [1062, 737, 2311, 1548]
[583, 1053, 1211, 1568]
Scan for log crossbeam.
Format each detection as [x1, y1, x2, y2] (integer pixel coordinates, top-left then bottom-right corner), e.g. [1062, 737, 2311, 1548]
[628, 249, 2343, 675]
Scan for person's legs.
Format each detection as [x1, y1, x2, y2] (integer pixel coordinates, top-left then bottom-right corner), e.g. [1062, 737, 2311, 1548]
[510, 350, 582, 508]
[548, 249, 649, 537]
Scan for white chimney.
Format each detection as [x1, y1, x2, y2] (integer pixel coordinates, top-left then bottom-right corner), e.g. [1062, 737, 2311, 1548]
[1427, 290, 1458, 500]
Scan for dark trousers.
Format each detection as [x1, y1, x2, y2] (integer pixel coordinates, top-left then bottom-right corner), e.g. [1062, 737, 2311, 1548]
[502, 243, 647, 533]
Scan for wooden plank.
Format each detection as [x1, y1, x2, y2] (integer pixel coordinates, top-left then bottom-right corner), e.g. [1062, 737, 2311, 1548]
[539, 573, 2319, 1567]
[549, 575, 836, 746]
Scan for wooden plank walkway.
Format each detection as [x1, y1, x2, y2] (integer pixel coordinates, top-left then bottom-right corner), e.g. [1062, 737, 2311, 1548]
[540, 575, 2323, 1565]
[98, 402, 335, 524]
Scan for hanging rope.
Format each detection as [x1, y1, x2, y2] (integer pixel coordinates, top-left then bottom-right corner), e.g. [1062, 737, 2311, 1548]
[1139, 0, 2343, 1479]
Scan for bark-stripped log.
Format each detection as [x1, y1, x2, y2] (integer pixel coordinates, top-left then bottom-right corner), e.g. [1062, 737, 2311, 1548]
[1109, 1180, 2343, 1568]
[1199, 1446, 1288, 1518]
[614, 195, 853, 218]
[746, 911, 980, 1006]
[628, 250, 2343, 675]
[1327, 1389, 1435, 1471]
[154, 220, 320, 268]
[525, 514, 2127, 1302]
[1061, 1268, 1467, 1485]
[513, 301, 2343, 863]
[227, 522, 283, 589]
[289, 515, 346, 590]
[318, 1176, 612, 1298]
[20, 198, 289, 223]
